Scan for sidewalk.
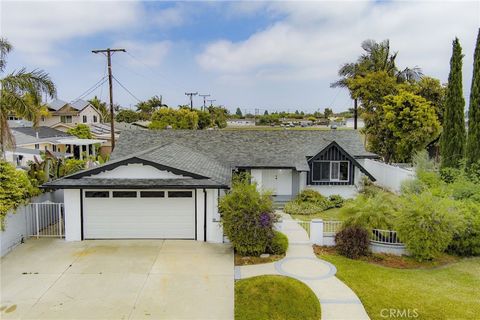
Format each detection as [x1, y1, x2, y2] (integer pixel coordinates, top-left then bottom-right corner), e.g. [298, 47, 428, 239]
[235, 213, 370, 320]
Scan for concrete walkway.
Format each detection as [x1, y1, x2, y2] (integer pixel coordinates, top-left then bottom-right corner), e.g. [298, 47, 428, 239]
[235, 213, 370, 320]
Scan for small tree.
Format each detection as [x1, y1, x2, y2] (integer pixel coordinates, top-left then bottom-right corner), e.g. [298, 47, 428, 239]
[115, 109, 139, 123]
[235, 107, 243, 118]
[67, 124, 92, 139]
[149, 108, 199, 130]
[219, 175, 277, 256]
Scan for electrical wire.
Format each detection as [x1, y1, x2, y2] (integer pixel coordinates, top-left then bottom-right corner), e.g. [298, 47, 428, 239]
[70, 76, 108, 103]
[112, 75, 142, 103]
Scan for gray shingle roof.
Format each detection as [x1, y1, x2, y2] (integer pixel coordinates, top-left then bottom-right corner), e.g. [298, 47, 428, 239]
[12, 126, 74, 145]
[44, 178, 225, 189]
[112, 130, 377, 171]
[70, 99, 90, 110]
[48, 99, 68, 111]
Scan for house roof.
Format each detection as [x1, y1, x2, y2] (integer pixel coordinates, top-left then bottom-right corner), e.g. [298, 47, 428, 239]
[43, 142, 231, 189]
[48, 99, 91, 112]
[12, 126, 74, 145]
[112, 130, 378, 171]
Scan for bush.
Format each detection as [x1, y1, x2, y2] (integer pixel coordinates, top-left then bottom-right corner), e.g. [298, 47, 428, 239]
[284, 189, 343, 215]
[396, 192, 460, 261]
[342, 192, 399, 229]
[219, 174, 278, 256]
[328, 194, 344, 208]
[335, 225, 370, 259]
[448, 201, 480, 256]
[267, 231, 289, 255]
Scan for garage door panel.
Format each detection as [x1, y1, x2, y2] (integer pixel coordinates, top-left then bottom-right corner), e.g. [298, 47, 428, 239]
[84, 191, 195, 239]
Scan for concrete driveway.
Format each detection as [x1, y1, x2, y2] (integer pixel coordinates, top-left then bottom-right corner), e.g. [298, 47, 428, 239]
[1, 239, 233, 319]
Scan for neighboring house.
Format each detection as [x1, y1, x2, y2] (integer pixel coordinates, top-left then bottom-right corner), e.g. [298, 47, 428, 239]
[40, 99, 102, 127]
[226, 119, 256, 127]
[44, 130, 378, 243]
[6, 127, 103, 167]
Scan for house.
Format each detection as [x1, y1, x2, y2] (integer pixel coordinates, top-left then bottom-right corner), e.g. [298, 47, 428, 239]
[7, 127, 104, 167]
[40, 99, 102, 128]
[43, 130, 378, 243]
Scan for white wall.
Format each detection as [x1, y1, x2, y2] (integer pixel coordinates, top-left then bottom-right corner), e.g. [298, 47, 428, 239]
[64, 189, 82, 241]
[252, 169, 293, 196]
[195, 189, 223, 243]
[0, 190, 64, 256]
[92, 164, 187, 179]
[251, 169, 263, 188]
[305, 185, 358, 198]
[360, 159, 415, 193]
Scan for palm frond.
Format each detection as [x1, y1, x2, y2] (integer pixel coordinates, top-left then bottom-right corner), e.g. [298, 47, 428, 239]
[0, 38, 13, 73]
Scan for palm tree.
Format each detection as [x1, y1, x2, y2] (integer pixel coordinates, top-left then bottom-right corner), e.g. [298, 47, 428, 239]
[0, 38, 56, 157]
[88, 96, 109, 122]
[331, 39, 422, 129]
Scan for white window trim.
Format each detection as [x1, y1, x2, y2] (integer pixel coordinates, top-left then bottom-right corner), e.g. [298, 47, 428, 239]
[312, 160, 349, 182]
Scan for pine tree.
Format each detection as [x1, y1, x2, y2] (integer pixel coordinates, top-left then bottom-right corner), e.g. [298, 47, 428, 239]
[441, 38, 466, 168]
[466, 29, 480, 167]
[235, 107, 243, 117]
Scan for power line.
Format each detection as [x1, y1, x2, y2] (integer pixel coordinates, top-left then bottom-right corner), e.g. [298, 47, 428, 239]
[70, 76, 108, 102]
[112, 75, 142, 103]
[207, 99, 216, 107]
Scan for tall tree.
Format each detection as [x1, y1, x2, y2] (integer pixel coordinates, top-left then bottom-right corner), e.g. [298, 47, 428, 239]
[235, 107, 243, 117]
[441, 38, 466, 168]
[0, 38, 56, 157]
[466, 29, 480, 167]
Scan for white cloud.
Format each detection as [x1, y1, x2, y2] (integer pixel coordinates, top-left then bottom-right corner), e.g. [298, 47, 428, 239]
[1, 1, 143, 65]
[197, 0, 480, 85]
[113, 40, 171, 67]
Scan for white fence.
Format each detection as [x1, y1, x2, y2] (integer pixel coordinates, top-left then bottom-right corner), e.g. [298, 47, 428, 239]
[25, 203, 64, 238]
[287, 219, 407, 256]
[0, 190, 64, 257]
[361, 159, 415, 193]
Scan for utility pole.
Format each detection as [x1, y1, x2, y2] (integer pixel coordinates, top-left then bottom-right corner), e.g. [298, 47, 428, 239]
[353, 98, 358, 130]
[185, 92, 198, 110]
[207, 99, 216, 107]
[198, 94, 210, 111]
[92, 48, 126, 151]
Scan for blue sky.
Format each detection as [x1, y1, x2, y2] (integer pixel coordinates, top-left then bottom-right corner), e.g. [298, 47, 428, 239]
[1, 1, 479, 113]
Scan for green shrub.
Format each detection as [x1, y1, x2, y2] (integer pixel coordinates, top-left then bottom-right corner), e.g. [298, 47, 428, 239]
[284, 201, 328, 215]
[297, 189, 326, 203]
[328, 194, 344, 208]
[219, 174, 277, 256]
[401, 178, 427, 195]
[342, 192, 399, 229]
[396, 192, 460, 261]
[448, 201, 480, 256]
[335, 225, 370, 259]
[267, 231, 289, 255]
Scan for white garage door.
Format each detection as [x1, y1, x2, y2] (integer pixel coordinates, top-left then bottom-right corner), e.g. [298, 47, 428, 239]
[83, 190, 195, 239]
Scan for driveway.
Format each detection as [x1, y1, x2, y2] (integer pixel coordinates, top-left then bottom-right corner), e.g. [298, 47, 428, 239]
[1, 239, 234, 319]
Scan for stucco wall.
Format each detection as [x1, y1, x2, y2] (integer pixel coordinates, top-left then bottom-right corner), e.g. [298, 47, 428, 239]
[305, 185, 358, 198]
[360, 159, 415, 193]
[64, 189, 82, 241]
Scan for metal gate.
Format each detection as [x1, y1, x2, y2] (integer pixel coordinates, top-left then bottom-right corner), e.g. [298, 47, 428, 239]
[25, 202, 64, 238]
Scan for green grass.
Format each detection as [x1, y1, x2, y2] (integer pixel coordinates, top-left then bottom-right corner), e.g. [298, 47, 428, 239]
[318, 253, 480, 320]
[291, 207, 349, 221]
[235, 275, 321, 320]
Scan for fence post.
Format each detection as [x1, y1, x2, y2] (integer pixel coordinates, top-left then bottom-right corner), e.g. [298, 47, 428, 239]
[58, 203, 62, 237]
[310, 219, 324, 245]
[35, 203, 39, 239]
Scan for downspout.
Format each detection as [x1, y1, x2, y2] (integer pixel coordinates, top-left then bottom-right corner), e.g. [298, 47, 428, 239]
[80, 189, 84, 240]
[203, 188, 207, 242]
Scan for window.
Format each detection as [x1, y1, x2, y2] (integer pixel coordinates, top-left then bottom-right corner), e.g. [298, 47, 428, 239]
[85, 191, 109, 198]
[112, 191, 137, 198]
[312, 161, 349, 182]
[93, 115, 98, 123]
[140, 191, 165, 198]
[34, 144, 39, 149]
[82, 115, 87, 123]
[52, 145, 57, 152]
[168, 191, 193, 198]
[61, 115, 72, 123]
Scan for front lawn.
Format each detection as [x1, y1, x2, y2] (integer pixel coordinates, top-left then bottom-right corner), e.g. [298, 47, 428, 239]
[235, 275, 321, 320]
[317, 251, 480, 319]
[234, 253, 284, 266]
[291, 207, 348, 221]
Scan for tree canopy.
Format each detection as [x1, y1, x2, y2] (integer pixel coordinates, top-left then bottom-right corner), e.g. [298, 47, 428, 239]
[67, 124, 92, 139]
